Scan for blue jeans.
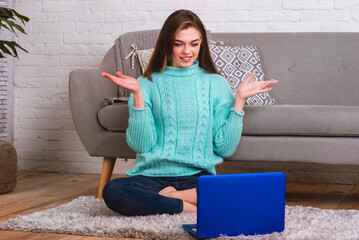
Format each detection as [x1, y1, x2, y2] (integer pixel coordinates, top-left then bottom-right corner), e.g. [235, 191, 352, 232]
[103, 171, 210, 216]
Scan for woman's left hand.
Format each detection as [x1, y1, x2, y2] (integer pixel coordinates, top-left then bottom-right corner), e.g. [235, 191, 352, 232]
[234, 72, 278, 113]
[236, 72, 278, 101]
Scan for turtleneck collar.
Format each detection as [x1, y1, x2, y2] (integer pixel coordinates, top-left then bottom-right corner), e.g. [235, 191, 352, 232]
[161, 60, 203, 77]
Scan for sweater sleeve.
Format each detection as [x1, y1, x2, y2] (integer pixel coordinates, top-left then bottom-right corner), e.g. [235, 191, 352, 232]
[212, 75, 244, 158]
[126, 77, 157, 153]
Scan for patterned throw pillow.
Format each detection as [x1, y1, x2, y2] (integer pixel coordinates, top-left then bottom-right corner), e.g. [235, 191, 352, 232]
[136, 48, 154, 73]
[210, 45, 275, 105]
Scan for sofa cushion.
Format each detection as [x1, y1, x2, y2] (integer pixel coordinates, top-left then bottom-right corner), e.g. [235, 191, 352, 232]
[97, 104, 129, 132]
[210, 45, 275, 105]
[242, 105, 359, 136]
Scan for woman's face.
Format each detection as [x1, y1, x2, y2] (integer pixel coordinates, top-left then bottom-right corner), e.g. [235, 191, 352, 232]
[170, 27, 202, 68]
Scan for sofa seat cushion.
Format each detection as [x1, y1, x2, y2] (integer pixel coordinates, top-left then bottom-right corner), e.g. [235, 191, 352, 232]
[243, 105, 359, 136]
[98, 104, 129, 132]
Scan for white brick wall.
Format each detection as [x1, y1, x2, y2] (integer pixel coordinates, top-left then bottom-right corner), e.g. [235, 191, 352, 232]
[12, 0, 359, 174]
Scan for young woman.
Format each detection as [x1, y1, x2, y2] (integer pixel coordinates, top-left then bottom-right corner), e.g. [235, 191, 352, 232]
[101, 9, 278, 216]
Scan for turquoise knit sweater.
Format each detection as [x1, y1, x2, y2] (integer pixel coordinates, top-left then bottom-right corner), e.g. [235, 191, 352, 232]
[126, 60, 244, 177]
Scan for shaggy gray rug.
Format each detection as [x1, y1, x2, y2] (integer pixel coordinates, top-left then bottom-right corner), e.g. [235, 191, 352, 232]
[1, 196, 359, 240]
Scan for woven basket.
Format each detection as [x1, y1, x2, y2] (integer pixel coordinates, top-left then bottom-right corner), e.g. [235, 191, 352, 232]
[0, 140, 18, 194]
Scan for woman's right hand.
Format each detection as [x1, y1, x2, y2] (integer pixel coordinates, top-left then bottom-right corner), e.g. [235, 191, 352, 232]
[101, 71, 141, 95]
[101, 71, 145, 108]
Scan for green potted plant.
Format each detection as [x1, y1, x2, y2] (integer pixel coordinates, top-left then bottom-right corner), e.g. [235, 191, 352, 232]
[0, 7, 29, 58]
[0, 7, 29, 194]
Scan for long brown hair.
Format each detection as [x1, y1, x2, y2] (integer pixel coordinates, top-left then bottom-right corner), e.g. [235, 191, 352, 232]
[142, 9, 219, 81]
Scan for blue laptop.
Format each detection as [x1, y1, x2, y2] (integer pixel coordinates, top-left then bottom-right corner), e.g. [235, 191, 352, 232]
[182, 172, 286, 238]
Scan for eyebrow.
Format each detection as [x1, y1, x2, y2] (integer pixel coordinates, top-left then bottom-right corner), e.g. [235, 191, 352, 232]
[174, 39, 201, 43]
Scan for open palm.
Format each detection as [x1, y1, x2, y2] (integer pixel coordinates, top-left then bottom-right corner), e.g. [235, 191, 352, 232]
[236, 73, 278, 101]
[101, 71, 141, 94]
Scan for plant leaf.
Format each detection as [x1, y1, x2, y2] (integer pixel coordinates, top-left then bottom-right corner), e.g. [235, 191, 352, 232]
[0, 41, 17, 58]
[0, 41, 29, 59]
[0, 7, 29, 59]
[0, 43, 13, 55]
[0, 17, 15, 33]
[0, 17, 27, 35]
[0, 20, 12, 32]
[10, 8, 29, 24]
[12, 41, 28, 53]
[0, 8, 28, 34]
[0, 8, 13, 20]
[6, 19, 27, 34]
[6, 43, 19, 59]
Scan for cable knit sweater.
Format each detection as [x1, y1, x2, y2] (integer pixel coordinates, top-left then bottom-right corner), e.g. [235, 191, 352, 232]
[126, 60, 244, 177]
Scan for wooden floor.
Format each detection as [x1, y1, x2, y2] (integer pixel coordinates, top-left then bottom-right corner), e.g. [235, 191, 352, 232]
[0, 172, 358, 240]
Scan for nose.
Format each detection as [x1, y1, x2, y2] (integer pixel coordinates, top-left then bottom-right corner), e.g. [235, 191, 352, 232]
[182, 44, 191, 54]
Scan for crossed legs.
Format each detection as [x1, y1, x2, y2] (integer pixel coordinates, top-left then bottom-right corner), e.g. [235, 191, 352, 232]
[103, 172, 208, 216]
[158, 186, 197, 212]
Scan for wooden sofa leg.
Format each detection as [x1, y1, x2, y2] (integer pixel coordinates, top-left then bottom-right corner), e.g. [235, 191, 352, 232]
[98, 157, 116, 199]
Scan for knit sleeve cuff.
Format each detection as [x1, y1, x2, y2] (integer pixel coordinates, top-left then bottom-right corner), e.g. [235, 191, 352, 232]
[231, 107, 245, 117]
[129, 104, 150, 120]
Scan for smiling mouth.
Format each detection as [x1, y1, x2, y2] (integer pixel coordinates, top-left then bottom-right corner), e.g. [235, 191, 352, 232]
[180, 56, 192, 62]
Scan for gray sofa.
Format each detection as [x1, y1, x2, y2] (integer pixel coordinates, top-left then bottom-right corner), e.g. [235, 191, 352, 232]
[69, 30, 359, 197]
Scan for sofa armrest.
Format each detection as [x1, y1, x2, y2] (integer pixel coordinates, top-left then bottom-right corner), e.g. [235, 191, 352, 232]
[69, 68, 119, 155]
